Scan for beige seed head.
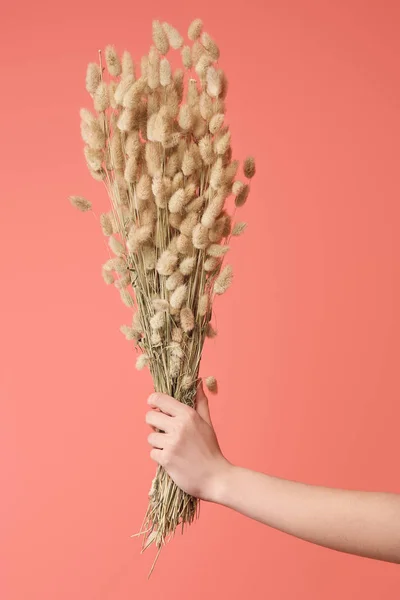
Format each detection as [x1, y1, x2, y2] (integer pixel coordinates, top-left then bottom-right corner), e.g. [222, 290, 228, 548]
[243, 156, 256, 179]
[108, 81, 118, 109]
[180, 211, 199, 236]
[120, 288, 134, 308]
[199, 92, 213, 120]
[170, 341, 184, 359]
[169, 188, 186, 213]
[152, 298, 169, 312]
[152, 20, 169, 54]
[109, 236, 125, 256]
[224, 160, 239, 185]
[94, 81, 110, 112]
[160, 57, 172, 86]
[114, 75, 134, 105]
[151, 331, 162, 346]
[188, 18, 203, 41]
[173, 68, 184, 101]
[205, 376, 218, 393]
[120, 324, 136, 341]
[80, 107, 96, 125]
[162, 22, 183, 49]
[84, 146, 103, 171]
[142, 245, 156, 270]
[169, 212, 183, 230]
[114, 272, 131, 289]
[179, 256, 195, 276]
[210, 157, 224, 190]
[232, 221, 247, 236]
[178, 104, 192, 131]
[105, 45, 122, 76]
[156, 250, 179, 276]
[192, 223, 209, 249]
[206, 66, 222, 98]
[232, 180, 245, 195]
[80, 119, 105, 150]
[85, 63, 101, 94]
[201, 32, 220, 61]
[180, 307, 195, 332]
[235, 184, 250, 208]
[209, 113, 224, 135]
[136, 353, 149, 371]
[186, 195, 205, 212]
[215, 130, 231, 155]
[187, 79, 199, 107]
[166, 270, 185, 291]
[201, 192, 225, 228]
[207, 243, 230, 257]
[110, 132, 124, 169]
[125, 130, 141, 158]
[204, 256, 219, 272]
[170, 283, 187, 309]
[122, 50, 135, 78]
[150, 311, 165, 330]
[169, 354, 181, 378]
[177, 233, 193, 254]
[198, 293, 209, 317]
[181, 45, 192, 69]
[136, 174, 152, 201]
[168, 236, 179, 254]
[195, 53, 213, 79]
[140, 55, 148, 77]
[104, 257, 127, 273]
[124, 156, 138, 183]
[100, 213, 113, 236]
[117, 108, 137, 132]
[69, 195, 92, 212]
[102, 267, 114, 285]
[172, 171, 184, 191]
[182, 149, 196, 177]
[214, 264, 233, 295]
[198, 135, 214, 166]
[181, 375, 193, 390]
[172, 326, 183, 343]
[123, 77, 146, 109]
[145, 142, 163, 177]
[209, 217, 226, 243]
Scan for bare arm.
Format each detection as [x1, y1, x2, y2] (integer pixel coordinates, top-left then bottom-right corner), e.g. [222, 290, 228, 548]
[145, 384, 400, 564]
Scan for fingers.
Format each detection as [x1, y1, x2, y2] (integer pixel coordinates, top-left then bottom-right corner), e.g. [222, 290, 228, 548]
[150, 448, 164, 465]
[147, 431, 166, 449]
[145, 410, 173, 432]
[195, 379, 212, 425]
[147, 392, 186, 416]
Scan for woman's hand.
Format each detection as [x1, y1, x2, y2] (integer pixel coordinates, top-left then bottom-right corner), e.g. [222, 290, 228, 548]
[145, 380, 231, 501]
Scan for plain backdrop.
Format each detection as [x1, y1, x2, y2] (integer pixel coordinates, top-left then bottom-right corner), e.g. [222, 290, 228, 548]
[2, 0, 400, 598]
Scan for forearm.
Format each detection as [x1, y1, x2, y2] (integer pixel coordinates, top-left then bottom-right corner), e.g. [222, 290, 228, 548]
[214, 465, 400, 563]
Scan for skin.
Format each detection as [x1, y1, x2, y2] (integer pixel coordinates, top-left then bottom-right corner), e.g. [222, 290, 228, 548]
[146, 381, 400, 564]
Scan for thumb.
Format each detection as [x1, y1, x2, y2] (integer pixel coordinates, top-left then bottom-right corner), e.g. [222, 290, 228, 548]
[195, 379, 212, 426]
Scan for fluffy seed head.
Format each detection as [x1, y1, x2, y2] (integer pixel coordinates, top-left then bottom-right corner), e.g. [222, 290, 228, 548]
[181, 46, 192, 69]
[205, 376, 218, 393]
[169, 354, 181, 378]
[209, 113, 224, 135]
[152, 20, 169, 54]
[85, 63, 101, 94]
[136, 354, 149, 370]
[156, 250, 179, 276]
[166, 270, 184, 291]
[162, 22, 183, 49]
[170, 284, 187, 309]
[120, 288, 134, 308]
[178, 104, 192, 130]
[172, 327, 183, 343]
[120, 324, 136, 340]
[243, 156, 256, 179]
[207, 244, 230, 257]
[145, 142, 163, 176]
[160, 57, 172, 86]
[235, 184, 250, 208]
[122, 51, 134, 78]
[206, 67, 222, 98]
[182, 149, 196, 177]
[180, 307, 195, 332]
[179, 257, 195, 276]
[100, 213, 113, 236]
[177, 234, 193, 254]
[214, 264, 233, 295]
[215, 130, 231, 155]
[169, 188, 186, 213]
[198, 134, 214, 166]
[201, 32, 220, 60]
[109, 236, 125, 256]
[152, 298, 169, 312]
[204, 256, 219, 272]
[142, 245, 156, 270]
[102, 267, 114, 285]
[206, 323, 217, 338]
[201, 192, 225, 228]
[169, 212, 183, 230]
[105, 45, 122, 76]
[210, 157, 224, 190]
[232, 221, 247, 236]
[192, 223, 209, 249]
[151, 331, 162, 346]
[180, 212, 199, 236]
[199, 92, 213, 120]
[198, 293, 209, 317]
[150, 311, 165, 330]
[188, 18, 203, 41]
[186, 195, 205, 212]
[94, 82, 110, 112]
[69, 195, 92, 212]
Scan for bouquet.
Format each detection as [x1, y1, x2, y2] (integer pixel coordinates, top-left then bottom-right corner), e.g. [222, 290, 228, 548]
[69, 18, 255, 560]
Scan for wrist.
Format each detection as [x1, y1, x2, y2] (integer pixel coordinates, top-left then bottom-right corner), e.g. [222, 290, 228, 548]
[205, 458, 237, 505]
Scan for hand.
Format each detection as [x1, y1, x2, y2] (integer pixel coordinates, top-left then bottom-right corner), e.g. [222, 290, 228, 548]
[145, 380, 231, 501]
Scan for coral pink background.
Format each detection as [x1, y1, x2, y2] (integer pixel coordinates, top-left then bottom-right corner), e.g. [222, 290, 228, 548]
[2, 0, 400, 598]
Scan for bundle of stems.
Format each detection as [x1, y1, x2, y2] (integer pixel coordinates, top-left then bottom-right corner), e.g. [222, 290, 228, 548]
[69, 18, 255, 558]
